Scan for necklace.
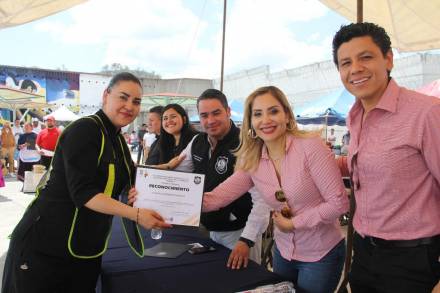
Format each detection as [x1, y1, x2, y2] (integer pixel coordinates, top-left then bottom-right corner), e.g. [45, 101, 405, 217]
[270, 156, 282, 162]
[269, 152, 284, 162]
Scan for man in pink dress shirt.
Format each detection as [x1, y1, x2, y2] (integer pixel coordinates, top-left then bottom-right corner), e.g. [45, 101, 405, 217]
[333, 22, 440, 293]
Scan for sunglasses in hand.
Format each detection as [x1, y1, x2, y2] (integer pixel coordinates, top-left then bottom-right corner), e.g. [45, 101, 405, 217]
[275, 190, 293, 218]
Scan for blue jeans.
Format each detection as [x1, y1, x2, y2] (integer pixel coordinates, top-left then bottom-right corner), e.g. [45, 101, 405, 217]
[273, 239, 345, 293]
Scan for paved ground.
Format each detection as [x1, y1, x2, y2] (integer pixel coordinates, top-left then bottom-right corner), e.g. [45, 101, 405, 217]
[0, 176, 35, 285]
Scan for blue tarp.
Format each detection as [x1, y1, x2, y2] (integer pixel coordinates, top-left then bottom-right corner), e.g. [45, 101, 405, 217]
[296, 108, 346, 126]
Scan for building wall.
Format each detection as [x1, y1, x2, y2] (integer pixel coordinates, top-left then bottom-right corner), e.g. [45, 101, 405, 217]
[214, 53, 440, 108]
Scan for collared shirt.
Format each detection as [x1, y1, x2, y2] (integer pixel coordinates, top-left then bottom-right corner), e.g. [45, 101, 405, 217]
[177, 129, 270, 243]
[205, 135, 348, 262]
[347, 79, 440, 240]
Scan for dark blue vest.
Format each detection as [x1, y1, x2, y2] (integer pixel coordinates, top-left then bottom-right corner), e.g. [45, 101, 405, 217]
[191, 122, 252, 231]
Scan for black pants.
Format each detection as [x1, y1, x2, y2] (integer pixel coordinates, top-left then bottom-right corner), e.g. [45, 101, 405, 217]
[2, 226, 101, 293]
[349, 232, 440, 293]
[39, 155, 52, 170]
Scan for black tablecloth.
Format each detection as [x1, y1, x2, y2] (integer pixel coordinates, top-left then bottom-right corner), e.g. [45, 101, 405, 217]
[99, 218, 286, 293]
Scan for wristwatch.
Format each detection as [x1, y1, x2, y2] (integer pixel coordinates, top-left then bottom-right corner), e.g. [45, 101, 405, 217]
[239, 237, 255, 248]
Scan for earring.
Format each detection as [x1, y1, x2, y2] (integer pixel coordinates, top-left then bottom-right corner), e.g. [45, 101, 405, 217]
[286, 123, 294, 131]
[248, 128, 257, 139]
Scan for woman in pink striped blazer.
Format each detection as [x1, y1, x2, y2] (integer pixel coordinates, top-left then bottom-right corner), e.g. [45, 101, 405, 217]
[203, 86, 348, 293]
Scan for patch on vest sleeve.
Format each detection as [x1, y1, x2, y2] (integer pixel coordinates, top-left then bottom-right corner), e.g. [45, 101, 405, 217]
[193, 154, 203, 162]
[215, 156, 229, 174]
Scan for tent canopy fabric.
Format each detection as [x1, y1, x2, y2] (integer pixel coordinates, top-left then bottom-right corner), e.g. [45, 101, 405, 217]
[141, 92, 197, 111]
[0, 0, 88, 29]
[44, 105, 79, 121]
[319, 0, 440, 52]
[0, 86, 49, 110]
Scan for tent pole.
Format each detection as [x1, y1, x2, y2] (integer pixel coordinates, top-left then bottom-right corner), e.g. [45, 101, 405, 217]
[220, 0, 227, 91]
[357, 0, 363, 23]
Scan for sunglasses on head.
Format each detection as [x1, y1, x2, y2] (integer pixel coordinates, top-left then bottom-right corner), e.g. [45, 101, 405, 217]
[275, 190, 293, 218]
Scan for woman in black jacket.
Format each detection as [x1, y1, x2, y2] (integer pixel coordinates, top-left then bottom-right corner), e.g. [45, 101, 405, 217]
[2, 72, 171, 293]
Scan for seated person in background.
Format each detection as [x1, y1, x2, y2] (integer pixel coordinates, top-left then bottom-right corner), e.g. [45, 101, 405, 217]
[327, 128, 336, 147]
[203, 86, 348, 293]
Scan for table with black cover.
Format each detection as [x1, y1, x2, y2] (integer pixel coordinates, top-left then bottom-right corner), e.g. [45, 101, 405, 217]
[98, 218, 286, 293]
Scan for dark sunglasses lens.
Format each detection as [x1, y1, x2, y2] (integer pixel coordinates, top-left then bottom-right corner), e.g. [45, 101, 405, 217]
[275, 190, 286, 202]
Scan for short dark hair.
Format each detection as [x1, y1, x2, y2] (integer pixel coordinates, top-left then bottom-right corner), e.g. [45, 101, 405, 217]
[148, 105, 163, 115]
[106, 72, 142, 92]
[197, 89, 228, 110]
[332, 22, 391, 66]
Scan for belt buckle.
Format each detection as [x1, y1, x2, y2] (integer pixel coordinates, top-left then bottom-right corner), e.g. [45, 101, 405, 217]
[368, 236, 377, 246]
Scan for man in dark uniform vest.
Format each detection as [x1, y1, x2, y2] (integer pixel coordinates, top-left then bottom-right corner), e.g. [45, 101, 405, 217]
[168, 89, 270, 270]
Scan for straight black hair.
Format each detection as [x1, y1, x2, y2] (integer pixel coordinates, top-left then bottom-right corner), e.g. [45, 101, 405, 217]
[106, 72, 142, 92]
[332, 22, 392, 67]
[197, 89, 228, 110]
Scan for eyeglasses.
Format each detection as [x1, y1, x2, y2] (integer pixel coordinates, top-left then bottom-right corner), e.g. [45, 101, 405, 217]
[274, 190, 293, 218]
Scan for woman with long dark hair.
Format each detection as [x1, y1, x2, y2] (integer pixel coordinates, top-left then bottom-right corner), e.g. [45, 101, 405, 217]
[156, 103, 198, 164]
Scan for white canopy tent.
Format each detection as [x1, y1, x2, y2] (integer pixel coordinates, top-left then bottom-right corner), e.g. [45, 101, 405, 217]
[320, 0, 440, 52]
[0, 0, 88, 29]
[44, 105, 79, 121]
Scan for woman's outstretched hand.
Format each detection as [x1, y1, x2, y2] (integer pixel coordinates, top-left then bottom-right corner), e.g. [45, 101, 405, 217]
[136, 208, 172, 230]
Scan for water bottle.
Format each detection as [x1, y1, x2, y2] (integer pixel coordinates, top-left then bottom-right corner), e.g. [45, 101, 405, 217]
[150, 228, 162, 240]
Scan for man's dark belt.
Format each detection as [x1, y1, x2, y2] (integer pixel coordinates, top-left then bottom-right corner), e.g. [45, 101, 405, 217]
[359, 233, 440, 248]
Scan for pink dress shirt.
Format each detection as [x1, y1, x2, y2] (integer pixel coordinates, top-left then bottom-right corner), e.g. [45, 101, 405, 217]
[347, 79, 440, 240]
[204, 135, 348, 262]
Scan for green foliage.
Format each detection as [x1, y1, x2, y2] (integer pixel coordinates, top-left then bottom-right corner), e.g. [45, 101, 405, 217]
[99, 63, 161, 79]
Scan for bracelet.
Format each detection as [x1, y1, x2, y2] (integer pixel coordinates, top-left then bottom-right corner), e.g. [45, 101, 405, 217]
[239, 237, 255, 248]
[136, 208, 140, 224]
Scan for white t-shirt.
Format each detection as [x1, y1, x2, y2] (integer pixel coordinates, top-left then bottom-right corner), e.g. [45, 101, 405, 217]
[327, 134, 336, 146]
[143, 132, 157, 148]
[12, 125, 23, 143]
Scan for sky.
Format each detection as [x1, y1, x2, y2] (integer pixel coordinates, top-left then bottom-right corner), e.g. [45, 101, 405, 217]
[0, 0, 354, 79]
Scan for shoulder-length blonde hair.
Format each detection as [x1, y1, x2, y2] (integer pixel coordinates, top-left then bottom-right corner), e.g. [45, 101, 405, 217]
[235, 86, 315, 172]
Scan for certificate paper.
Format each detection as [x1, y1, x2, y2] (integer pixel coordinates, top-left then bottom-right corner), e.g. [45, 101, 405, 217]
[134, 168, 205, 227]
